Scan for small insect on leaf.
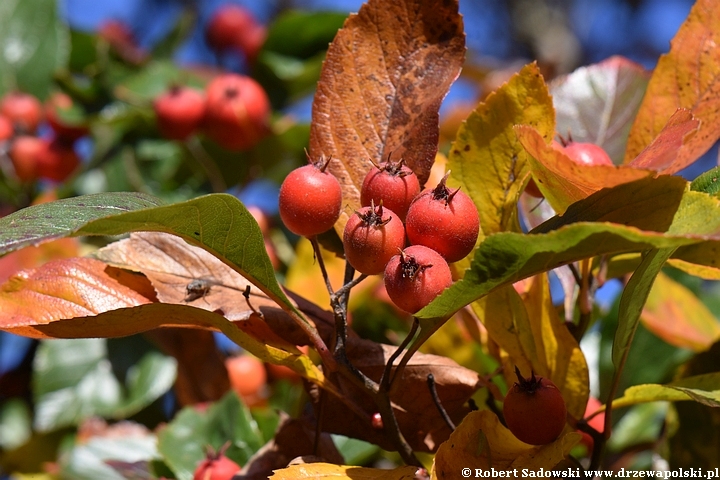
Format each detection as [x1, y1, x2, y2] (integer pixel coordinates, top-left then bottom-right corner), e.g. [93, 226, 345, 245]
[185, 279, 211, 302]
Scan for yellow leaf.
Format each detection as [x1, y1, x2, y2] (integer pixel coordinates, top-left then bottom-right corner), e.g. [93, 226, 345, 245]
[642, 272, 720, 352]
[431, 410, 580, 478]
[448, 62, 554, 241]
[270, 463, 418, 479]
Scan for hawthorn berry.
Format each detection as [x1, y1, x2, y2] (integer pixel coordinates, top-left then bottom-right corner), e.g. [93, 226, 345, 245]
[202, 73, 270, 151]
[225, 354, 267, 407]
[153, 85, 206, 140]
[1, 91, 42, 134]
[405, 173, 479, 263]
[193, 444, 241, 480]
[502, 366, 567, 445]
[360, 157, 420, 221]
[563, 141, 614, 167]
[36, 138, 81, 182]
[9, 136, 43, 182]
[343, 202, 406, 275]
[383, 245, 452, 314]
[0, 115, 13, 141]
[205, 4, 266, 62]
[278, 155, 342, 237]
[45, 92, 89, 141]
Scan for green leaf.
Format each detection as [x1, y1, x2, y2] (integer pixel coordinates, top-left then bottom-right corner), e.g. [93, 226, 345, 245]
[611, 373, 720, 409]
[0, 0, 69, 98]
[606, 402, 668, 452]
[0, 192, 164, 256]
[157, 391, 263, 480]
[690, 166, 720, 196]
[32, 339, 176, 432]
[263, 10, 346, 59]
[117, 60, 205, 102]
[60, 433, 159, 480]
[612, 248, 676, 368]
[0, 398, 32, 450]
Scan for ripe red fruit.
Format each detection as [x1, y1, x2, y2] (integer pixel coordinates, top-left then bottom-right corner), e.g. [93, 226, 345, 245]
[9, 136, 43, 182]
[202, 73, 270, 150]
[405, 173, 480, 263]
[0, 115, 13, 141]
[383, 245, 452, 314]
[225, 354, 267, 407]
[193, 444, 241, 480]
[1, 92, 42, 134]
[153, 86, 206, 140]
[343, 202, 406, 275]
[98, 19, 146, 64]
[564, 141, 614, 167]
[45, 92, 89, 141]
[36, 138, 81, 182]
[205, 4, 266, 62]
[278, 156, 342, 237]
[360, 158, 420, 221]
[502, 366, 567, 446]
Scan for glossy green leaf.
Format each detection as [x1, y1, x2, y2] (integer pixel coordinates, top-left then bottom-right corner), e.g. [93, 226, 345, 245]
[60, 432, 159, 480]
[0, 0, 69, 98]
[552, 56, 650, 164]
[157, 391, 265, 480]
[0, 192, 164, 256]
[32, 338, 176, 432]
[263, 10, 346, 59]
[606, 402, 667, 452]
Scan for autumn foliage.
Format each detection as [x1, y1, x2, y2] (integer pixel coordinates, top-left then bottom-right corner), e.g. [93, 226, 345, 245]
[2, 0, 720, 478]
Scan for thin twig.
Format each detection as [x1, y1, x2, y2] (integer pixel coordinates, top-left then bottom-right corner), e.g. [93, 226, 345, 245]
[381, 318, 419, 391]
[184, 137, 227, 193]
[427, 373, 455, 431]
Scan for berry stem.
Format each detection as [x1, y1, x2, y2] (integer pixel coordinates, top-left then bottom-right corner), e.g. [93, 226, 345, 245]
[427, 373, 456, 431]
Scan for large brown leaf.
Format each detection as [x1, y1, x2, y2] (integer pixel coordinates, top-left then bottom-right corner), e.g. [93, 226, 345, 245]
[624, 0, 720, 172]
[95, 232, 295, 350]
[311, 336, 481, 452]
[309, 0, 465, 233]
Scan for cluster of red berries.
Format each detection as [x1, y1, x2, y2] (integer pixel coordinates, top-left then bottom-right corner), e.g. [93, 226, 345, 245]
[278, 154, 480, 314]
[2, 90, 87, 184]
[153, 73, 270, 151]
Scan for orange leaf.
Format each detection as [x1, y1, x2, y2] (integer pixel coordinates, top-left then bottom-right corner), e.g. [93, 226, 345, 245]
[0, 257, 151, 336]
[624, 0, 720, 172]
[642, 272, 720, 352]
[309, 0, 465, 232]
[516, 124, 654, 213]
[628, 108, 700, 173]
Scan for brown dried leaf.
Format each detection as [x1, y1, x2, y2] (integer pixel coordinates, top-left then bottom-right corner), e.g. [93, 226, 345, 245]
[624, 0, 720, 172]
[312, 337, 481, 452]
[95, 232, 294, 350]
[309, 0, 465, 233]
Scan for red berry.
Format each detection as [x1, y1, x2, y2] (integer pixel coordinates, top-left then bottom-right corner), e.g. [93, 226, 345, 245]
[36, 138, 81, 182]
[153, 85, 206, 140]
[343, 202, 406, 275]
[360, 157, 420, 221]
[45, 92, 89, 141]
[564, 141, 614, 166]
[1, 92, 42, 134]
[371, 412, 384, 430]
[9, 136, 43, 182]
[98, 19, 146, 64]
[205, 4, 266, 61]
[278, 156, 342, 237]
[502, 366, 567, 445]
[0, 115, 13, 141]
[225, 354, 267, 407]
[383, 245, 452, 314]
[202, 73, 270, 151]
[405, 173, 479, 263]
[193, 444, 241, 480]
